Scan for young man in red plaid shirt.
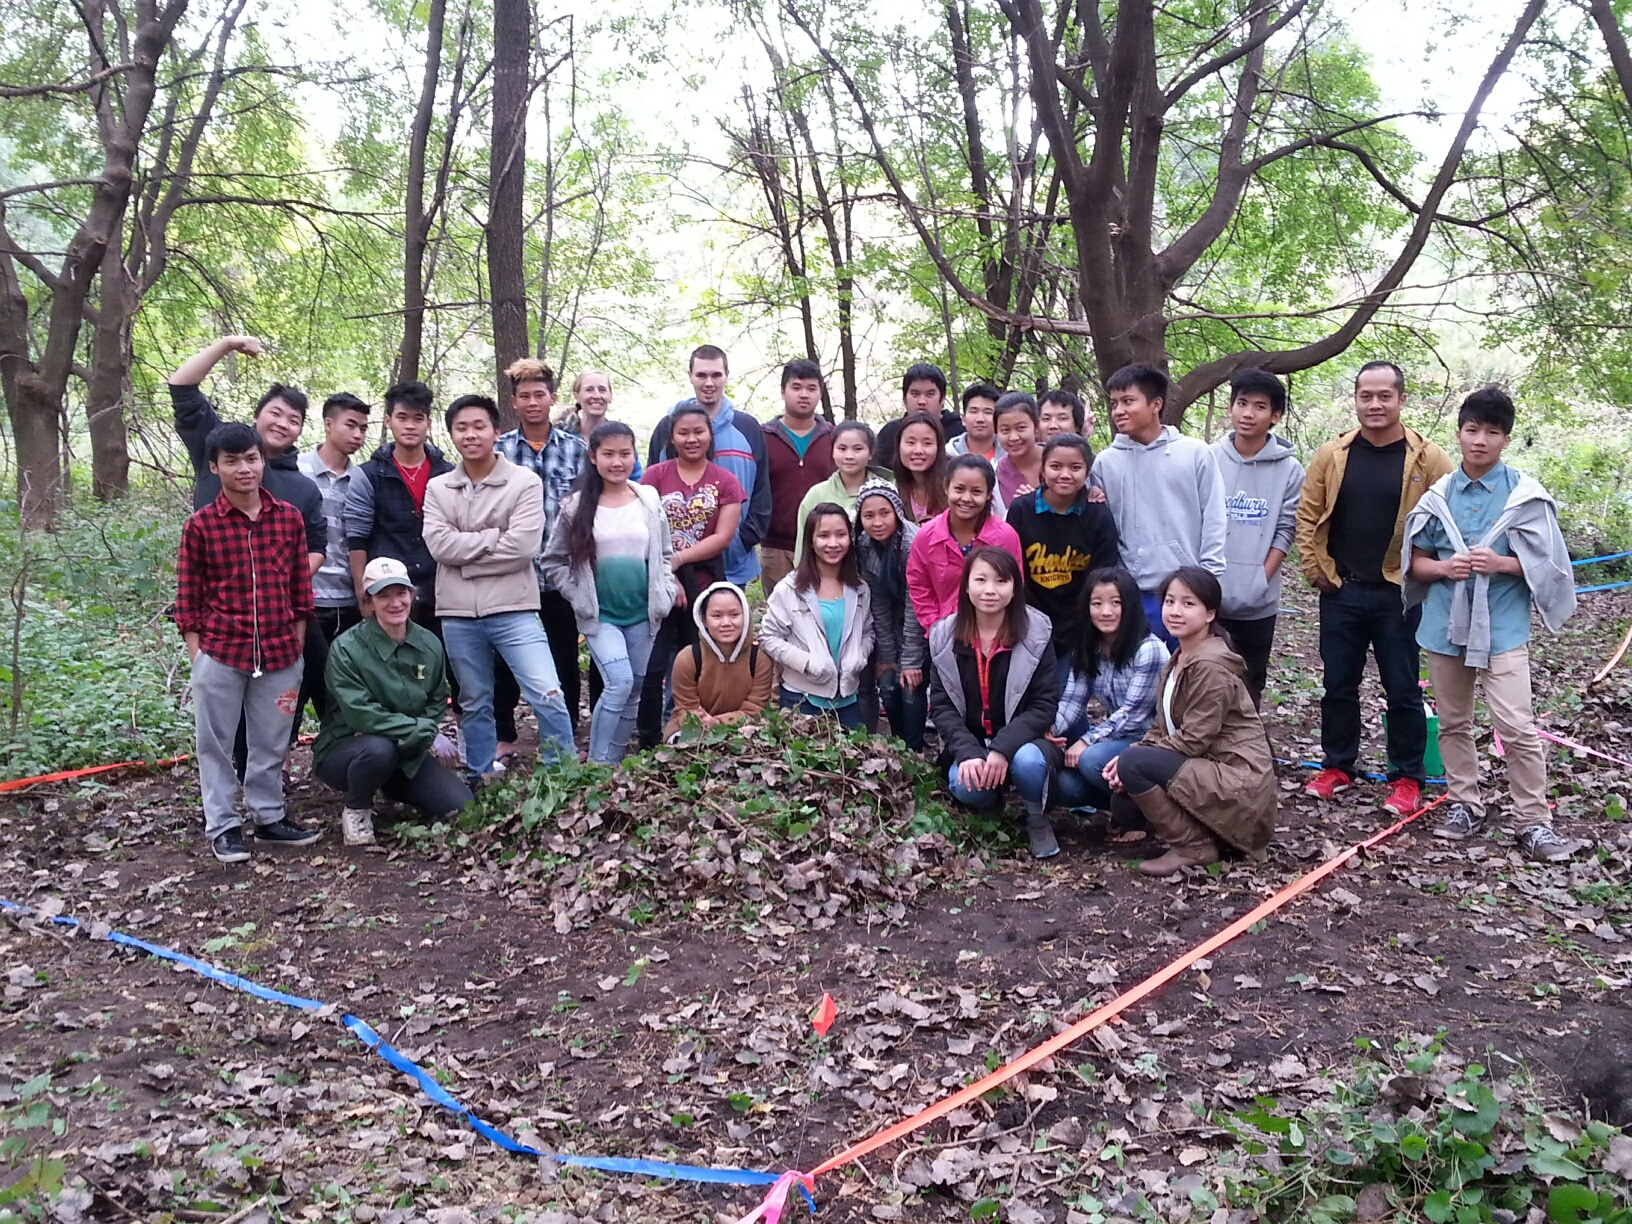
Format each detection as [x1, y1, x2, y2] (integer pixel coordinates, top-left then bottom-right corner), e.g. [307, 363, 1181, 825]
[176, 423, 323, 863]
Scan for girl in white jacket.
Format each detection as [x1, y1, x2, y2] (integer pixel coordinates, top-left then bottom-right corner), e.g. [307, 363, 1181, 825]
[540, 423, 678, 763]
[760, 502, 874, 730]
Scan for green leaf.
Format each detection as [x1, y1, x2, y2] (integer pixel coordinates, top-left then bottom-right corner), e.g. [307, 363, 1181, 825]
[1423, 1189, 1454, 1222]
[1546, 1183, 1599, 1222]
[1529, 1152, 1589, 1181]
[970, 1199, 1002, 1221]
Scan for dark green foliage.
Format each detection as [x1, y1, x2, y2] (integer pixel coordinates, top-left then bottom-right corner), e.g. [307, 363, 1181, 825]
[0, 495, 191, 780]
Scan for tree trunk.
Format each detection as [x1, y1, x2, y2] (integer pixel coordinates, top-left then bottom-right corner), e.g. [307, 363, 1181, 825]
[10, 375, 65, 524]
[400, 0, 448, 385]
[488, 0, 530, 427]
[87, 241, 132, 499]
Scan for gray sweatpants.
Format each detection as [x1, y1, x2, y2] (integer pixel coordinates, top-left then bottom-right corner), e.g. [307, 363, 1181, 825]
[191, 651, 302, 840]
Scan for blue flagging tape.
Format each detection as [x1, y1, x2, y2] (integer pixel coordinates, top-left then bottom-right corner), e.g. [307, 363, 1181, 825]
[0, 899, 813, 1208]
[1276, 759, 1445, 785]
[1572, 551, 1632, 567]
[1578, 579, 1632, 595]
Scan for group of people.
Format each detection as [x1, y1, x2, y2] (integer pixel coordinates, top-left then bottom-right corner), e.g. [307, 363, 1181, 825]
[171, 337, 1581, 872]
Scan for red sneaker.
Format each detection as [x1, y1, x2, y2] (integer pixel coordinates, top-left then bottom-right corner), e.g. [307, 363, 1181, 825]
[1304, 767, 1353, 799]
[1381, 777, 1422, 818]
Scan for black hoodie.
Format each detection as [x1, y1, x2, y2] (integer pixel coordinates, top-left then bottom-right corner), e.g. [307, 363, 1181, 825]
[170, 382, 325, 555]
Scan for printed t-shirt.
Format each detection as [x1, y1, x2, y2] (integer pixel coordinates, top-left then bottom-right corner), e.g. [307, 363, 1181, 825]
[642, 460, 747, 551]
[593, 499, 650, 627]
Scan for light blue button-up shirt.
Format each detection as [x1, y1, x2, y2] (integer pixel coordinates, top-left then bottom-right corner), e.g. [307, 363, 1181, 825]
[1410, 461, 1531, 658]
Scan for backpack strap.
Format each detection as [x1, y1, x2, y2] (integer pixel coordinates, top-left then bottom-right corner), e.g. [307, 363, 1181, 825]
[749, 644, 760, 675]
[691, 640, 703, 677]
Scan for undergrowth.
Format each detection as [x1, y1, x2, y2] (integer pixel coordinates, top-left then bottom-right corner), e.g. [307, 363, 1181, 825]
[1214, 1033, 1631, 1223]
[0, 493, 191, 780]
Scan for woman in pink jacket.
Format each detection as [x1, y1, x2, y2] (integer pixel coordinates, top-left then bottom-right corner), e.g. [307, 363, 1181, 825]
[907, 455, 1025, 628]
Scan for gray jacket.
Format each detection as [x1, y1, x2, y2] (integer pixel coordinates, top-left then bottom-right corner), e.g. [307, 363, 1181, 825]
[1090, 425, 1227, 591]
[1400, 471, 1576, 668]
[927, 607, 1058, 763]
[853, 482, 925, 669]
[538, 482, 679, 634]
[758, 574, 875, 702]
[1210, 432, 1306, 620]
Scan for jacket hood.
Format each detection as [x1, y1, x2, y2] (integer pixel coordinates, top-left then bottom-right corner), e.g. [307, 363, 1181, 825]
[268, 446, 301, 471]
[693, 580, 754, 663]
[369, 441, 449, 467]
[1109, 424, 1178, 453]
[1217, 432, 1298, 465]
[1185, 631, 1249, 679]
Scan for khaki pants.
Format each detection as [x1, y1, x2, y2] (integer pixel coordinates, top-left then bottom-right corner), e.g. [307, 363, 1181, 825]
[1426, 645, 1549, 826]
[760, 547, 796, 595]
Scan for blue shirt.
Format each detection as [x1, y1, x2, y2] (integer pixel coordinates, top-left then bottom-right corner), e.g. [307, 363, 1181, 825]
[786, 427, 818, 460]
[1410, 462, 1531, 658]
[805, 596, 857, 710]
[1033, 488, 1086, 516]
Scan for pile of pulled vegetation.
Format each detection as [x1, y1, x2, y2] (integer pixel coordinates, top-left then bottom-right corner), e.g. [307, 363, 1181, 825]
[462, 715, 997, 933]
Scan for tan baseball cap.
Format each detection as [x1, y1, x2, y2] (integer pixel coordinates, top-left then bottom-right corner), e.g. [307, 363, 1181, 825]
[362, 557, 413, 595]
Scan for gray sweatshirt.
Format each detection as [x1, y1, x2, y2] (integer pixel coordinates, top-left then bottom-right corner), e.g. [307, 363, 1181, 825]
[1090, 425, 1227, 592]
[1210, 432, 1306, 620]
[1400, 471, 1576, 669]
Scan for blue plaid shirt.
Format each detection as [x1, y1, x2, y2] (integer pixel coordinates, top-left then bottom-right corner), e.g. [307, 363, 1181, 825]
[496, 424, 588, 589]
[1053, 635, 1170, 743]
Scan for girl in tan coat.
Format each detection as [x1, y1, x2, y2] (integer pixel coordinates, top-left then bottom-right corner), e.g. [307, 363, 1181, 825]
[1104, 566, 1278, 876]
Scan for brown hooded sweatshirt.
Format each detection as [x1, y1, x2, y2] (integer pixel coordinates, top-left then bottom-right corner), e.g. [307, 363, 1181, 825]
[663, 581, 775, 740]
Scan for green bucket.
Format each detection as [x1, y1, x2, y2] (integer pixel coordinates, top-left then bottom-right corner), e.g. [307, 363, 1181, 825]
[1382, 704, 1443, 776]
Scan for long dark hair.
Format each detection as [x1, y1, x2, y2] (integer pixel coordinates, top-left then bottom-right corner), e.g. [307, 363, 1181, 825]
[890, 412, 948, 519]
[1157, 566, 1230, 643]
[1071, 566, 1149, 679]
[945, 453, 996, 533]
[952, 546, 1028, 648]
[793, 502, 862, 593]
[562, 421, 639, 571]
[665, 403, 716, 461]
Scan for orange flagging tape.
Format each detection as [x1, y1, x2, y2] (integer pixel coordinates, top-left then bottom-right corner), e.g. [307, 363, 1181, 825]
[804, 793, 1448, 1181]
[0, 755, 191, 794]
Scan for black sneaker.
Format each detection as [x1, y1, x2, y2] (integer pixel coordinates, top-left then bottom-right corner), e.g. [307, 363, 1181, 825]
[212, 828, 251, 863]
[1517, 824, 1573, 862]
[254, 818, 320, 847]
[1431, 802, 1485, 841]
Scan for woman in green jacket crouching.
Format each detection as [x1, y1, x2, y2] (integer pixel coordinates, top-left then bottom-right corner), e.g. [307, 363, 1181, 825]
[314, 557, 471, 846]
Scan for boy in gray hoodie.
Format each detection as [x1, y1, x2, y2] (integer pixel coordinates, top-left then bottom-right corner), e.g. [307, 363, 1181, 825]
[1211, 369, 1305, 707]
[1402, 387, 1578, 862]
[1090, 363, 1227, 647]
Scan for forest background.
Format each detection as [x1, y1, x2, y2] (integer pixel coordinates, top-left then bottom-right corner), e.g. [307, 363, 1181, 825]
[1, 0, 1631, 775]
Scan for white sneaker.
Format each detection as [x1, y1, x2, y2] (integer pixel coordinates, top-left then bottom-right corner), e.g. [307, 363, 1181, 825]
[341, 807, 377, 847]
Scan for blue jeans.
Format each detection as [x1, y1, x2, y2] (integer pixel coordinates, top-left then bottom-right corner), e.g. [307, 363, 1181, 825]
[583, 620, 655, 763]
[878, 673, 927, 750]
[1012, 734, 1141, 814]
[443, 612, 575, 774]
[946, 761, 1002, 809]
[1142, 591, 1178, 649]
[779, 687, 865, 730]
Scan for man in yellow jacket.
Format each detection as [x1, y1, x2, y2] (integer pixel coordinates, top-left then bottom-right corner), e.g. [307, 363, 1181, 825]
[1295, 361, 1454, 818]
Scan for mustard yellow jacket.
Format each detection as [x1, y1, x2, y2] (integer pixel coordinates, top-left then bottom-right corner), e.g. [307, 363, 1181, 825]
[1295, 425, 1453, 589]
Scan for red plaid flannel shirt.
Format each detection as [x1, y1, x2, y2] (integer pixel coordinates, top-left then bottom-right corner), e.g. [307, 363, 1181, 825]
[176, 489, 315, 674]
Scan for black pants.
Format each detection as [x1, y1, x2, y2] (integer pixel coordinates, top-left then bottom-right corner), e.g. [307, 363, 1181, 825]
[1218, 614, 1277, 710]
[314, 734, 472, 816]
[637, 603, 696, 747]
[1108, 744, 1187, 829]
[493, 590, 594, 741]
[1318, 581, 1425, 782]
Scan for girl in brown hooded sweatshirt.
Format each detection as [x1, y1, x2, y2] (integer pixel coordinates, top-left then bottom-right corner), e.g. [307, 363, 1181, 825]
[663, 582, 774, 740]
[1104, 566, 1278, 876]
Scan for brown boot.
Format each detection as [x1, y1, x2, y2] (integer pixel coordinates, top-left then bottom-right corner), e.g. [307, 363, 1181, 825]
[1130, 787, 1220, 877]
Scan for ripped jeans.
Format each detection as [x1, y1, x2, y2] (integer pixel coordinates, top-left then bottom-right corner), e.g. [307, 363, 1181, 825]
[442, 611, 575, 775]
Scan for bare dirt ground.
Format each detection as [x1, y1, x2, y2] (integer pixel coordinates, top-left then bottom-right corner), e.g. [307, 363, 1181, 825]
[4, 587, 1631, 1224]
